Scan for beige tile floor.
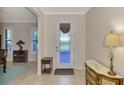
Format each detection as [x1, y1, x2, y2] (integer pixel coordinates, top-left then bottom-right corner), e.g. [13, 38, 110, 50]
[9, 62, 86, 85]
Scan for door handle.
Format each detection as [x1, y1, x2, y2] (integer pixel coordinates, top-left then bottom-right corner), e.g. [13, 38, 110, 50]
[56, 47, 59, 52]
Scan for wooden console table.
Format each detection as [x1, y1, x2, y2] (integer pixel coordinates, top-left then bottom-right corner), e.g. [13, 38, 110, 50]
[85, 60, 124, 85]
[41, 57, 53, 74]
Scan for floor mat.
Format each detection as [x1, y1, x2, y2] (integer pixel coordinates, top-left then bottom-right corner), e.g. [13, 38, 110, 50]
[0, 66, 26, 85]
[54, 69, 74, 75]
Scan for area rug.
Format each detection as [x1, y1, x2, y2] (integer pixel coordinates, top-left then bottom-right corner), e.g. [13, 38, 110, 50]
[0, 66, 26, 85]
[54, 69, 74, 75]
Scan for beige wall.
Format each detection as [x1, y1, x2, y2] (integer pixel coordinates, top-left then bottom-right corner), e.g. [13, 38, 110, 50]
[43, 15, 86, 69]
[86, 8, 124, 76]
[0, 22, 37, 61]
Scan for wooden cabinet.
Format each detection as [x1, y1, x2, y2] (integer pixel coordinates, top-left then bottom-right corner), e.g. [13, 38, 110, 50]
[13, 50, 28, 62]
[85, 60, 124, 85]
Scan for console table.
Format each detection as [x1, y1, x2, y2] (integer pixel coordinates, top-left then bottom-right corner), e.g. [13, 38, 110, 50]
[85, 60, 124, 85]
[13, 50, 28, 62]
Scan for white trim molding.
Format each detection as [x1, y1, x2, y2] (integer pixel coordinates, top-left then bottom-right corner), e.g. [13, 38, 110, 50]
[0, 20, 37, 23]
[43, 12, 87, 15]
[39, 7, 91, 15]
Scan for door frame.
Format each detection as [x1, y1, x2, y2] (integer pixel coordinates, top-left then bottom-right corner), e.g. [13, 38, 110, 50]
[55, 19, 74, 69]
[27, 7, 42, 75]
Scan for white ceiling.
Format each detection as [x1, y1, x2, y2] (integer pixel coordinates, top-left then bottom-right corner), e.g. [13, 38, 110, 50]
[0, 7, 90, 22]
[0, 7, 37, 22]
[40, 7, 90, 15]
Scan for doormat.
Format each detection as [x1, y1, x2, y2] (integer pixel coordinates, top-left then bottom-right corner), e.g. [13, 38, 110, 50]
[54, 69, 74, 75]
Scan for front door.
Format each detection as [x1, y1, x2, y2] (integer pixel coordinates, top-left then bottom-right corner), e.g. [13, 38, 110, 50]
[56, 20, 73, 69]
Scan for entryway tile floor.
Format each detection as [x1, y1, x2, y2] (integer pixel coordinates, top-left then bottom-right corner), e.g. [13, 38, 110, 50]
[9, 62, 86, 85]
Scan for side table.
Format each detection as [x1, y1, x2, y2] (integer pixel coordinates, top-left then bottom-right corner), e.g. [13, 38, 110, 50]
[41, 57, 53, 74]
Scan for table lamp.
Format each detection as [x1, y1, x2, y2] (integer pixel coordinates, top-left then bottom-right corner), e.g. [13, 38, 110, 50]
[104, 31, 121, 76]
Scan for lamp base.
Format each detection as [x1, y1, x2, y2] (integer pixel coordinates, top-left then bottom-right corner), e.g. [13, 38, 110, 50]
[108, 70, 116, 76]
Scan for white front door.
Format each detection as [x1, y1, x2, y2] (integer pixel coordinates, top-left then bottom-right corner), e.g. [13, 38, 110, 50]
[56, 20, 73, 69]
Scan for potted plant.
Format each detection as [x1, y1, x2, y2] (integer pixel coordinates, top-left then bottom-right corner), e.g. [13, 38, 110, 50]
[16, 40, 25, 51]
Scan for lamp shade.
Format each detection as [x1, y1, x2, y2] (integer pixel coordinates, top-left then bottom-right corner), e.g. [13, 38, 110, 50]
[104, 31, 121, 47]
